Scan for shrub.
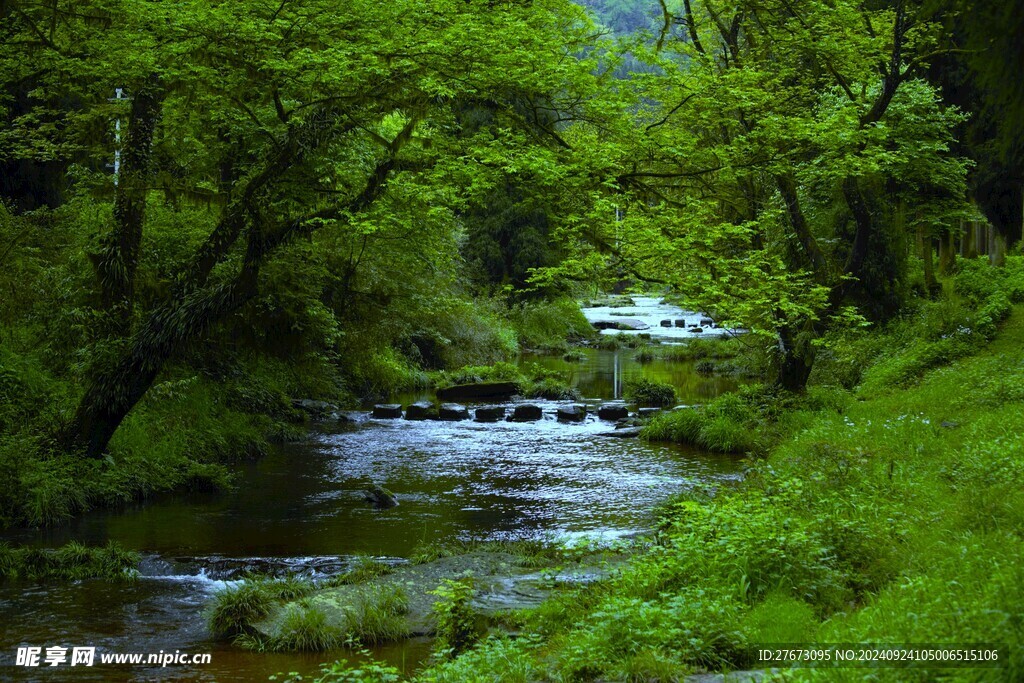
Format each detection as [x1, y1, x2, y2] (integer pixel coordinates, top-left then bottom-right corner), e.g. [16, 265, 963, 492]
[430, 578, 479, 660]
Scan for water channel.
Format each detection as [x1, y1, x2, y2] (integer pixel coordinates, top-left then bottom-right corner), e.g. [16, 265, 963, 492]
[1, 298, 746, 681]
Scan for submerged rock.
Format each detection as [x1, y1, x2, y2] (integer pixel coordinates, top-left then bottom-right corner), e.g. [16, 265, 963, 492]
[439, 403, 470, 421]
[363, 484, 399, 509]
[372, 404, 403, 419]
[474, 406, 506, 422]
[557, 404, 587, 422]
[597, 427, 642, 438]
[508, 404, 543, 422]
[597, 404, 629, 421]
[404, 401, 437, 421]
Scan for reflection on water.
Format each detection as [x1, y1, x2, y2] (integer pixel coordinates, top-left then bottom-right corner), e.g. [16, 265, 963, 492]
[523, 348, 737, 403]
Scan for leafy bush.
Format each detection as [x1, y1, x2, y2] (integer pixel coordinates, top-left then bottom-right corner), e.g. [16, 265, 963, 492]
[507, 298, 594, 351]
[430, 578, 478, 660]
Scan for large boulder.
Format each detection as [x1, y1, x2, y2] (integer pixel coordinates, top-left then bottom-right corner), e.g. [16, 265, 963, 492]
[439, 403, 470, 421]
[436, 382, 519, 401]
[405, 401, 437, 421]
[597, 404, 629, 421]
[474, 406, 506, 422]
[372, 404, 403, 419]
[508, 404, 543, 422]
[557, 404, 587, 422]
[592, 319, 650, 331]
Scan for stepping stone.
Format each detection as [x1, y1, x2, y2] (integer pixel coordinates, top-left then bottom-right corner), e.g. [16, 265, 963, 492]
[404, 401, 437, 420]
[475, 406, 506, 422]
[508, 404, 543, 422]
[597, 404, 629, 421]
[674, 319, 687, 327]
[439, 403, 470, 421]
[557, 404, 587, 422]
[660, 319, 673, 327]
[372, 404, 402, 419]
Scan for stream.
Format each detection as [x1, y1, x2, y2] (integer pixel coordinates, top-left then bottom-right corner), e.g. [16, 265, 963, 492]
[1, 298, 746, 681]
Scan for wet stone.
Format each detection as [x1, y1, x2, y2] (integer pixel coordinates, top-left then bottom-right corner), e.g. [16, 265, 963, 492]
[404, 401, 437, 421]
[597, 404, 629, 421]
[637, 407, 662, 419]
[508, 404, 543, 422]
[475, 406, 506, 422]
[439, 403, 470, 421]
[557, 404, 587, 422]
[660, 319, 673, 327]
[674, 319, 687, 327]
[372, 404, 403, 419]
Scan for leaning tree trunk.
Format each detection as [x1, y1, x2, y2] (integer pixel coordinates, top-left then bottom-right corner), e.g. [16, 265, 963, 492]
[67, 269, 259, 458]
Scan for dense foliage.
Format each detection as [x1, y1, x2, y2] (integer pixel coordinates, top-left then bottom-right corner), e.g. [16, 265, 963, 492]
[2, 0, 1023, 680]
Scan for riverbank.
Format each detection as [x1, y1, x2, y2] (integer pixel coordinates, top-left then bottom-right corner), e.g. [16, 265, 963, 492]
[291, 270, 1024, 681]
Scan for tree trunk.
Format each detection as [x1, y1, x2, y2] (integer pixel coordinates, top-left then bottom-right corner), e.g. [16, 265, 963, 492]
[93, 77, 163, 333]
[963, 219, 978, 258]
[938, 230, 956, 275]
[919, 225, 937, 296]
[776, 323, 815, 393]
[990, 226, 1008, 267]
[66, 269, 259, 458]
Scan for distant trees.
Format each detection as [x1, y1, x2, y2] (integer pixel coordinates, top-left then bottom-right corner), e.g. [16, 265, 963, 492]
[547, 0, 973, 390]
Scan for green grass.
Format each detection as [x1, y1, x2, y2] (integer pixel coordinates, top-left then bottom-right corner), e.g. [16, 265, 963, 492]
[0, 540, 138, 581]
[344, 585, 410, 645]
[273, 600, 344, 651]
[207, 581, 277, 639]
[395, 267, 1024, 682]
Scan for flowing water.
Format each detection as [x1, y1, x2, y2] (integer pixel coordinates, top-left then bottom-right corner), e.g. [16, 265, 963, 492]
[1, 298, 746, 681]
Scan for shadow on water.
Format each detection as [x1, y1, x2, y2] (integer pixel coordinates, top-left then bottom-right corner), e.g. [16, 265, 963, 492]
[1, 299, 750, 681]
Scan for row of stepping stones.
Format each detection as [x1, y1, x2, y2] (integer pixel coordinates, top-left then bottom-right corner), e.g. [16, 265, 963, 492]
[371, 402, 663, 423]
[659, 317, 718, 331]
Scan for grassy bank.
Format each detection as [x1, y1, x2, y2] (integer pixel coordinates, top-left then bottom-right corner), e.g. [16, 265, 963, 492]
[291, 260, 1024, 682]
